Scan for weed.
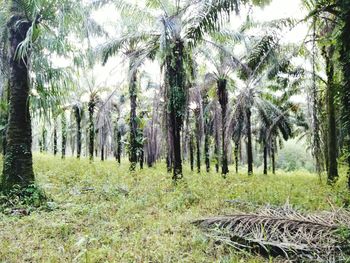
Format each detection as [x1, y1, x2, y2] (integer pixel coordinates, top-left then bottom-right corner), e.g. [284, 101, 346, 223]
[0, 153, 349, 262]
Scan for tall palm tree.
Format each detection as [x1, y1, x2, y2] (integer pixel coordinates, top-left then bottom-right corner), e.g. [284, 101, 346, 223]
[198, 34, 246, 175]
[226, 24, 303, 175]
[338, 0, 350, 188]
[303, 0, 347, 183]
[0, 0, 88, 190]
[99, 12, 158, 168]
[97, 0, 272, 180]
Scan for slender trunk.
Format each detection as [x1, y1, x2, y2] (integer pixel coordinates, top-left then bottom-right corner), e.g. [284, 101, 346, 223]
[246, 108, 253, 175]
[183, 108, 190, 162]
[88, 99, 95, 161]
[195, 112, 201, 173]
[263, 145, 268, 175]
[202, 95, 210, 173]
[1, 16, 34, 190]
[189, 133, 194, 172]
[271, 141, 276, 174]
[217, 79, 229, 175]
[215, 123, 220, 173]
[114, 123, 122, 164]
[129, 68, 138, 171]
[140, 148, 144, 169]
[101, 144, 104, 161]
[53, 120, 57, 156]
[61, 113, 67, 159]
[146, 124, 154, 167]
[74, 106, 82, 159]
[204, 126, 210, 173]
[117, 130, 121, 164]
[235, 141, 239, 174]
[147, 106, 156, 167]
[324, 128, 329, 175]
[42, 128, 47, 152]
[166, 154, 172, 173]
[323, 46, 338, 183]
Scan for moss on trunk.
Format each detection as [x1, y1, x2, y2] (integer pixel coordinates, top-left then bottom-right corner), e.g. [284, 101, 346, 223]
[1, 15, 34, 190]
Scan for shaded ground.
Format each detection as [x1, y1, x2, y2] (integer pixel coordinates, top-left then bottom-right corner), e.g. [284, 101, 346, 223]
[0, 154, 349, 262]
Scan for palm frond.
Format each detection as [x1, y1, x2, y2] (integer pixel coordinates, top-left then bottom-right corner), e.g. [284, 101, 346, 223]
[186, 0, 240, 45]
[194, 205, 350, 262]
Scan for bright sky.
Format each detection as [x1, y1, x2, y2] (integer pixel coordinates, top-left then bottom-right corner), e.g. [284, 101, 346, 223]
[87, 0, 309, 93]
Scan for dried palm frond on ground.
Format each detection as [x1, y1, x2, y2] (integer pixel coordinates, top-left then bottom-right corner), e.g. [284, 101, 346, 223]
[194, 205, 350, 262]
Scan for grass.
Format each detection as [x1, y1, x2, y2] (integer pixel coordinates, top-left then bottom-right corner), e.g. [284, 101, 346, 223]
[0, 153, 349, 262]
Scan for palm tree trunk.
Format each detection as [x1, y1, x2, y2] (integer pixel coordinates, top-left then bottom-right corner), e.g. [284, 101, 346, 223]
[171, 113, 182, 178]
[190, 133, 194, 171]
[1, 81, 9, 156]
[1, 16, 34, 190]
[312, 19, 323, 175]
[323, 46, 338, 183]
[61, 113, 67, 159]
[195, 112, 201, 173]
[204, 125, 210, 173]
[165, 104, 173, 173]
[166, 39, 186, 180]
[74, 106, 82, 159]
[263, 145, 268, 175]
[246, 108, 253, 175]
[2, 128, 7, 156]
[217, 79, 229, 175]
[114, 123, 122, 164]
[235, 141, 239, 174]
[53, 120, 58, 156]
[339, 3, 350, 189]
[129, 68, 138, 171]
[101, 144, 104, 161]
[117, 130, 121, 164]
[42, 128, 47, 152]
[88, 99, 95, 161]
[139, 148, 144, 169]
[271, 140, 276, 174]
[215, 122, 220, 173]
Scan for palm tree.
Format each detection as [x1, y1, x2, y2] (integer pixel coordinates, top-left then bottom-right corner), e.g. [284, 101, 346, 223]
[0, 0, 100, 190]
[198, 36, 246, 175]
[97, 0, 272, 180]
[322, 45, 338, 182]
[338, 0, 350, 188]
[0, 1, 36, 189]
[306, 0, 350, 188]
[225, 23, 304, 175]
[99, 22, 158, 169]
[303, 0, 345, 183]
[88, 92, 99, 161]
[73, 104, 83, 159]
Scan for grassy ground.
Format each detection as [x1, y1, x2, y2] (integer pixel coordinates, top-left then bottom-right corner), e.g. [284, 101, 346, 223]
[0, 154, 349, 262]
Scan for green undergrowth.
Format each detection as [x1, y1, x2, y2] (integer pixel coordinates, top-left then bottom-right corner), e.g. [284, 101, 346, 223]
[0, 153, 349, 262]
[0, 182, 51, 215]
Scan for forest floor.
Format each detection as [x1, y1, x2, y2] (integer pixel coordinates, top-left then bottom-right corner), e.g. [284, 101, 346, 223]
[0, 154, 349, 262]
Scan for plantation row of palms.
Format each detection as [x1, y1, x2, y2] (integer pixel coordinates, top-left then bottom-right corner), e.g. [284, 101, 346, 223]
[0, 0, 349, 193]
